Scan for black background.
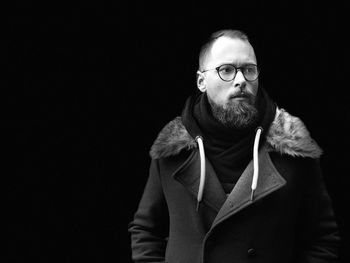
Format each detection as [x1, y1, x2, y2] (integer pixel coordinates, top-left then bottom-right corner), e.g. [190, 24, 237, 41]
[6, 1, 349, 262]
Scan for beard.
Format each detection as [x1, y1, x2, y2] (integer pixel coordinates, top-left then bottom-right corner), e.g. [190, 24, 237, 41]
[207, 93, 259, 129]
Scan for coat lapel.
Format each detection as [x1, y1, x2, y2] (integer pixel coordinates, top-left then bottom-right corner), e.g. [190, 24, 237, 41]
[172, 150, 227, 212]
[211, 147, 287, 229]
[172, 147, 287, 226]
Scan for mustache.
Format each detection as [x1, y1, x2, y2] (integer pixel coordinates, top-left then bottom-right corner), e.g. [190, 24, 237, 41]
[229, 91, 255, 99]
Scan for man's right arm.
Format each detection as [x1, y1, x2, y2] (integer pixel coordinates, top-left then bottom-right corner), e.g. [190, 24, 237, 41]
[128, 159, 169, 263]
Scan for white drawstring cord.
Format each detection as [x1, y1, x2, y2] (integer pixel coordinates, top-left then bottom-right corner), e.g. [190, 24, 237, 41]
[195, 136, 206, 211]
[251, 127, 263, 201]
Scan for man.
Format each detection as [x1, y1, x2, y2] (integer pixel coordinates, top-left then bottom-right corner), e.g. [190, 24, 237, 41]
[128, 29, 340, 263]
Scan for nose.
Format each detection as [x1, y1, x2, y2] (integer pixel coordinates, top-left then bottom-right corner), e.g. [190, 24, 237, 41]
[233, 70, 246, 90]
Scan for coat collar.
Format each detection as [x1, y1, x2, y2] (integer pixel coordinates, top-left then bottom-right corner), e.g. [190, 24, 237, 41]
[150, 107, 323, 159]
[152, 107, 320, 227]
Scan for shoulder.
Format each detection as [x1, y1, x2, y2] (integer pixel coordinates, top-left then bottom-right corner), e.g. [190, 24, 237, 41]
[149, 117, 197, 159]
[150, 107, 323, 160]
[265, 108, 322, 158]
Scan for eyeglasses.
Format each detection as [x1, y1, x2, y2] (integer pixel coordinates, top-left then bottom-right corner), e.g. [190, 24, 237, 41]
[201, 64, 259, 82]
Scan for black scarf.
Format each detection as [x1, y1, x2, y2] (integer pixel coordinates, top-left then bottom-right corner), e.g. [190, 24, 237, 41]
[181, 87, 276, 192]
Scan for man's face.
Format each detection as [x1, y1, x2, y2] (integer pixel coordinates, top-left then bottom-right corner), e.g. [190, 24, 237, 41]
[197, 37, 259, 128]
[198, 37, 259, 108]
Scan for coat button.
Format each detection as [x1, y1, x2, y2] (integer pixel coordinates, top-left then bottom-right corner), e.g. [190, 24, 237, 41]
[247, 248, 256, 257]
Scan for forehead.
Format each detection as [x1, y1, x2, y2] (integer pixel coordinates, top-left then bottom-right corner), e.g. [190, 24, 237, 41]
[207, 37, 257, 66]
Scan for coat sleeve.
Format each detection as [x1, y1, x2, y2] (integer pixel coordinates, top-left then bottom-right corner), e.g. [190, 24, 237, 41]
[128, 159, 169, 263]
[296, 158, 341, 263]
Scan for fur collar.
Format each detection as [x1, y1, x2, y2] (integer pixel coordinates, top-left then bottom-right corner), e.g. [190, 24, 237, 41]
[150, 107, 322, 159]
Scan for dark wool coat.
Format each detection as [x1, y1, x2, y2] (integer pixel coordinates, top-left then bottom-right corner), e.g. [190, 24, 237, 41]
[128, 108, 340, 263]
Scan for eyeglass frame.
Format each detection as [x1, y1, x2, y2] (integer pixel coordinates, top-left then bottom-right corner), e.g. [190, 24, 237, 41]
[200, 63, 260, 82]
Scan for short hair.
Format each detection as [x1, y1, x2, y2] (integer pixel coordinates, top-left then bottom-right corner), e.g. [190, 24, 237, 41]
[198, 29, 251, 71]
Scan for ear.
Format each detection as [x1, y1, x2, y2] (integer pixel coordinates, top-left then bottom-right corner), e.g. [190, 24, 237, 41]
[196, 71, 206, 92]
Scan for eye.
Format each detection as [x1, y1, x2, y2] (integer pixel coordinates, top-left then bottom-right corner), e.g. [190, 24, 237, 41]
[219, 65, 235, 74]
[244, 65, 257, 74]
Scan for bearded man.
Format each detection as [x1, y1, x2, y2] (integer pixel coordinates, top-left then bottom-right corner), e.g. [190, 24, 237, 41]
[128, 29, 340, 263]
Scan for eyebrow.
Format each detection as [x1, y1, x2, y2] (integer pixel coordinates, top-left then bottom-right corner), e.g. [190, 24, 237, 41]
[218, 62, 257, 67]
